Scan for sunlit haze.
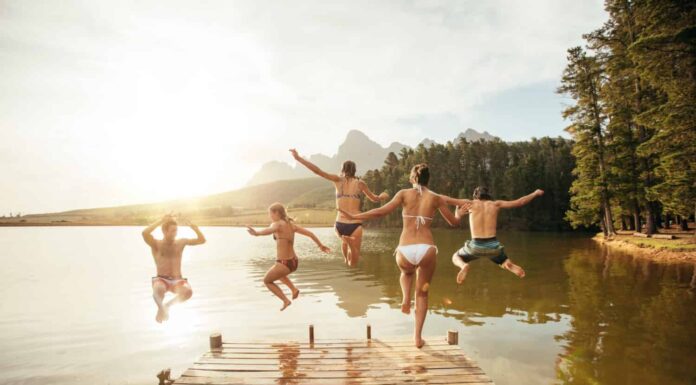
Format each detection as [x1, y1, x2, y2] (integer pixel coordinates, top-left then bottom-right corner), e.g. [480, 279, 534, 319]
[0, 0, 605, 214]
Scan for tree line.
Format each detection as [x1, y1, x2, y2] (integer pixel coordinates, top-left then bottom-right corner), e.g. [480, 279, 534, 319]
[361, 137, 576, 231]
[558, 0, 695, 236]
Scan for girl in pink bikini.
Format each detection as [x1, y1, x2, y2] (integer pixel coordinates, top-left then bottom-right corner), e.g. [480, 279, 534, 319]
[246, 202, 331, 311]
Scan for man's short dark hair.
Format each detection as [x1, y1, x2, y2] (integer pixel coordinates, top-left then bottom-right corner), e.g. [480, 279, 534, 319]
[473, 186, 493, 200]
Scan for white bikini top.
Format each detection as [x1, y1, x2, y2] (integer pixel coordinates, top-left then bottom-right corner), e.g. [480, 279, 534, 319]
[402, 184, 433, 230]
[402, 213, 433, 229]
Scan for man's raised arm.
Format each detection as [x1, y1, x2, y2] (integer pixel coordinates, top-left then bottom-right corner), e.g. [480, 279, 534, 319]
[496, 189, 544, 209]
[142, 214, 169, 247]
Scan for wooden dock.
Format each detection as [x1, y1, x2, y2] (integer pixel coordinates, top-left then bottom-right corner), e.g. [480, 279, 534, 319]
[159, 325, 494, 385]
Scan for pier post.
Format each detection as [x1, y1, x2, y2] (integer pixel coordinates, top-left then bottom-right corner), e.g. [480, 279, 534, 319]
[209, 333, 222, 351]
[447, 330, 459, 345]
[309, 324, 315, 344]
[366, 324, 372, 340]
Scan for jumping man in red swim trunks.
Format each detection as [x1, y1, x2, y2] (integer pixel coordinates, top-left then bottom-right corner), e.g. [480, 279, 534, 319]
[142, 213, 206, 323]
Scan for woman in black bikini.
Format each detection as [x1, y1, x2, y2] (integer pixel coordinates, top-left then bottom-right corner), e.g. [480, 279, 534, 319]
[247, 202, 330, 311]
[290, 149, 389, 267]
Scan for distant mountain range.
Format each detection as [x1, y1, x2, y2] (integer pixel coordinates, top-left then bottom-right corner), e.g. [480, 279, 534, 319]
[247, 128, 498, 186]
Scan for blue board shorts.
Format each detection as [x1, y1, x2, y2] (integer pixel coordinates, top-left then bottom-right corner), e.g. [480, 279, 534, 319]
[456, 237, 508, 265]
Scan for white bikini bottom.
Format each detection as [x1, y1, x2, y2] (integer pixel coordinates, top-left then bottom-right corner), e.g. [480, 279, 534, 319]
[395, 244, 438, 266]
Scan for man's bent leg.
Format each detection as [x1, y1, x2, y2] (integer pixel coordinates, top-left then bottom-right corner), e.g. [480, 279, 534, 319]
[152, 280, 169, 323]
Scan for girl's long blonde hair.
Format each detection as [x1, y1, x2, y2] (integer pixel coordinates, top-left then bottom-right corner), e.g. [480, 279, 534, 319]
[269, 202, 295, 223]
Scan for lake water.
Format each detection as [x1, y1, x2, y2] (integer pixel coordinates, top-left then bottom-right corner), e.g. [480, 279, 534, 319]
[0, 227, 694, 385]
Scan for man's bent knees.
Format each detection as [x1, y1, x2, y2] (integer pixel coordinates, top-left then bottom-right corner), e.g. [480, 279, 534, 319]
[176, 285, 193, 301]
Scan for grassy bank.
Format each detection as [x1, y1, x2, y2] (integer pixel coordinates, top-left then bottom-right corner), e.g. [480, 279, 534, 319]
[594, 232, 696, 263]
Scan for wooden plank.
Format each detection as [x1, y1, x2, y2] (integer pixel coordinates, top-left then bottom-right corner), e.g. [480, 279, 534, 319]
[174, 373, 493, 384]
[196, 356, 476, 367]
[203, 349, 468, 360]
[182, 367, 486, 378]
[210, 345, 459, 354]
[220, 340, 449, 348]
[633, 232, 650, 238]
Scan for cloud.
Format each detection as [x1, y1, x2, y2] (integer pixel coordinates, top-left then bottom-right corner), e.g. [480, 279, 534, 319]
[0, 0, 605, 212]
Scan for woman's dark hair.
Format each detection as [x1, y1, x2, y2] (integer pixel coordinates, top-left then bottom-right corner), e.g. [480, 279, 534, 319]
[410, 163, 430, 186]
[341, 160, 356, 178]
[473, 186, 493, 200]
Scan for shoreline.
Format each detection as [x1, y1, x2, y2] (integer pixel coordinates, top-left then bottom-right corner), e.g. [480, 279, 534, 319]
[593, 234, 696, 264]
[0, 222, 335, 228]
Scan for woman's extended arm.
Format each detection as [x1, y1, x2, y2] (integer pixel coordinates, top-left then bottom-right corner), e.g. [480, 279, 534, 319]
[437, 197, 461, 227]
[290, 149, 341, 182]
[246, 222, 279, 237]
[295, 225, 331, 253]
[339, 191, 403, 220]
[358, 180, 389, 203]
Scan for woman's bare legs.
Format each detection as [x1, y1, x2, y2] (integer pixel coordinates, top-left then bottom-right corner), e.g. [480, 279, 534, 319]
[413, 248, 437, 348]
[396, 251, 416, 315]
[279, 276, 300, 299]
[336, 230, 350, 265]
[344, 226, 363, 267]
[263, 263, 293, 310]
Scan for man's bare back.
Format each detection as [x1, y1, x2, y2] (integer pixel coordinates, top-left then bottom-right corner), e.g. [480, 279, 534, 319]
[449, 187, 544, 284]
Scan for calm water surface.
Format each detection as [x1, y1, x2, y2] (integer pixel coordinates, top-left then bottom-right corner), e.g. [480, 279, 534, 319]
[0, 227, 694, 385]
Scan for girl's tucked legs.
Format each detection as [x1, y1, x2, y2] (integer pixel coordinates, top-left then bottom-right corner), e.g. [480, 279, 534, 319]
[263, 263, 293, 310]
[279, 276, 300, 299]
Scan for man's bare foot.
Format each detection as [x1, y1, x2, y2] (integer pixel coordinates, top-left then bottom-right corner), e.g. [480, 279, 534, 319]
[155, 307, 169, 323]
[292, 289, 300, 300]
[456, 264, 470, 284]
[414, 337, 425, 349]
[280, 300, 292, 311]
[503, 261, 526, 278]
[401, 301, 411, 315]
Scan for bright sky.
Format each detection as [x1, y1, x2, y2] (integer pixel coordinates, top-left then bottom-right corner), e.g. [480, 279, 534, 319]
[0, 0, 606, 214]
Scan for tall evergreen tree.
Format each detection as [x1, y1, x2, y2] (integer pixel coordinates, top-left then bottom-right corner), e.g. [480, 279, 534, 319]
[558, 47, 617, 236]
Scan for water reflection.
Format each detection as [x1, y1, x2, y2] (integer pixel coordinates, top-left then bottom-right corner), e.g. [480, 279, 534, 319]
[557, 245, 696, 385]
[0, 227, 694, 385]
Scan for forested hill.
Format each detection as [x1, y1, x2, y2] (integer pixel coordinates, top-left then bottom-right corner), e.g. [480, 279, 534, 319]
[558, 0, 696, 236]
[361, 137, 576, 231]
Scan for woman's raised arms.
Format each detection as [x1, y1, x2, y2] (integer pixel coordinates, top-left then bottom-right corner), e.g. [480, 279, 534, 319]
[290, 149, 341, 182]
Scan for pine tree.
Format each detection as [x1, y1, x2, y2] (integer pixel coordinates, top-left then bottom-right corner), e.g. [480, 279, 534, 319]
[559, 47, 617, 236]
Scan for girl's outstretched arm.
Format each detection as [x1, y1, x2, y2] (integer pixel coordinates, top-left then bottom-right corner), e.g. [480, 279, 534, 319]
[294, 226, 331, 253]
[290, 149, 341, 182]
[246, 222, 279, 237]
[339, 190, 404, 220]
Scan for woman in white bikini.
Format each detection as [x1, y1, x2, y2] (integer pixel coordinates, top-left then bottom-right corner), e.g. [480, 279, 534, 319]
[340, 164, 468, 347]
[290, 148, 389, 267]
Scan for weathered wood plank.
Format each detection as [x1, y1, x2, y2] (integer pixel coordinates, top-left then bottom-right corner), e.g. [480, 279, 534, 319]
[196, 355, 476, 366]
[220, 340, 449, 348]
[182, 367, 486, 378]
[174, 373, 493, 384]
[172, 336, 494, 385]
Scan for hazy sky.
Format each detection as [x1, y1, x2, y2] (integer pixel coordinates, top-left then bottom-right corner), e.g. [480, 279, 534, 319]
[0, 0, 606, 214]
